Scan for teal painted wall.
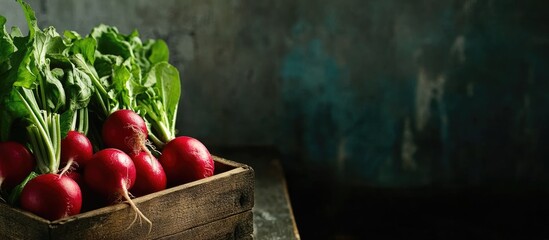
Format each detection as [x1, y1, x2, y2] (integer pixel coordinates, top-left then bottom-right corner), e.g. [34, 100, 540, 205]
[279, 0, 549, 187]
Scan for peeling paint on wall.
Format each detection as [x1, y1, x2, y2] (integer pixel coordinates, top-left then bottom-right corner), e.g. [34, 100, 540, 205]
[401, 117, 417, 171]
[415, 68, 446, 132]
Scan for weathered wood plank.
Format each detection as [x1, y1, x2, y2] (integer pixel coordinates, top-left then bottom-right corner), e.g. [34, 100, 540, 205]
[158, 210, 253, 240]
[0, 156, 254, 240]
[0, 202, 49, 240]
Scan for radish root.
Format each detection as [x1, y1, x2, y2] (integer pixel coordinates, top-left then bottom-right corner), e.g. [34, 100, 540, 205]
[121, 186, 152, 234]
[58, 159, 77, 177]
[125, 124, 154, 157]
[146, 139, 161, 156]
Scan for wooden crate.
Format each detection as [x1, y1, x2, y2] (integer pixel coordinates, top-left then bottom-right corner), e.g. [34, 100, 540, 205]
[0, 156, 254, 240]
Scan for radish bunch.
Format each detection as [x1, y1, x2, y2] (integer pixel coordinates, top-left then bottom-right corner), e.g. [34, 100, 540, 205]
[0, 0, 215, 228]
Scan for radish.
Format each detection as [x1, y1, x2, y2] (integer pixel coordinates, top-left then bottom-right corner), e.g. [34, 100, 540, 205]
[19, 173, 82, 221]
[0, 142, 36, 191]
[66, 171, 106, 211]
[102, 109, 150, 155]
[130, 151, 167, 197]
[65, 171, 83, 186]
[159, 136, 214, 186]
[84, 148, 151, 228]
[59, 131, 93, 175]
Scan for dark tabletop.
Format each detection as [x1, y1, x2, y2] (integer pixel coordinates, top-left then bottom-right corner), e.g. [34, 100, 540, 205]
[211, 147, 300, 240]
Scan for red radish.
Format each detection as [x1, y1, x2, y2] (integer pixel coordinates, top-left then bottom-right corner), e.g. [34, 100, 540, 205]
[84, 148, 151, 228]
[0, 141, 35, 191]
[102, 109, 149, 155]
[130, 152, 167, 197]
[84, 148, 136, 199]
[59, 131, 93, 175]
[19, 173, 82, 221]
[66, 171, 106, 211]
[159, 136, 214, 186]
[65, 171, 83, 185]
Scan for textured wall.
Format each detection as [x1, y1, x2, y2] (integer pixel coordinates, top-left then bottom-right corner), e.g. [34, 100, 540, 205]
[280, 0, 549, 188]
[2, 0, 549, 188]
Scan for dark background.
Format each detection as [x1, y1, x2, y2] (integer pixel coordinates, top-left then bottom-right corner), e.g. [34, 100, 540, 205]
[3, 0, 549, 238]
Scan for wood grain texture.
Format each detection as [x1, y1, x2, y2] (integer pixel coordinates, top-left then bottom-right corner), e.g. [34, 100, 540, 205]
[159, 210, 253, 240]
[0, 156, 254, 240]
[0, 202, 49, 240]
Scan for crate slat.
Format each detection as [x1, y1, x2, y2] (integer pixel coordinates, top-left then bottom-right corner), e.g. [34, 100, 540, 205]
[159, 210, 253, 240]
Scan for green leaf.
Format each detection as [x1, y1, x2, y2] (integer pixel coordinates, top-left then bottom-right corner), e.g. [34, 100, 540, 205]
[146, 40, 169, 65]
[0, 37, 31, 121]
[147, 62, 181, 135]
[127, 58, 152, 96]
[70, 37, 97, 64]
[71, 54, 113, 116]
[111, 63, 133, 109]
[90, 24, 132, 59]
[0, 16, 15, 64]
[25, 27, 68, 112]
[63, 30, 81, 43]
[40, 27, 65, 54]
[10, 26, 23, 38]
[7, 171, 38, 206]
[66, 66, 93, 110]
[157, 62, 180, 128]
[16, 0, 39, 40]
[13, 47, 37, 89]
[0, 92, 29, 141]
[33, 27, 65, 68]
[93, 53, 122, 81]
[48, 52, 72, 69]
[0, 16, 16, 77]
[59, 109, 74, 138]
[43, 62, 66, 112]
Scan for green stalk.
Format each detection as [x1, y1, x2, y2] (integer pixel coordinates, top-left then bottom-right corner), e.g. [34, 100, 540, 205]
[153, 121, 172, 144]
[169, 104, 178, 137]
[70, 109, 78, 131]
[140, 102, 174, 146]
[49, 113, 60, 172]
[17, 89, 60, 174]
[33, 87, 42, 112]
[27, 126, 47, 173]
[21, 89, 48, 135]
[17, 90, 51, 149]
[148, 132, 164, 149]
[76, 107, 89, 134]
[93, 90, 109, 117]
[69, 108, 89, 134]
[38, 74, 47, 112]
